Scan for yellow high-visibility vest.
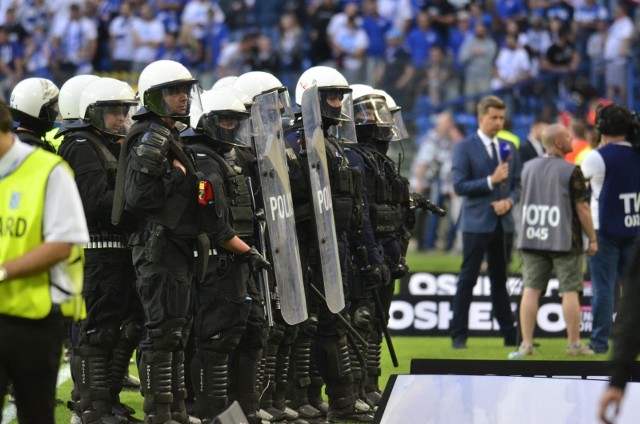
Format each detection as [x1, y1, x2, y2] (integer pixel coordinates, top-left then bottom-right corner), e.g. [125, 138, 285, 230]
[0, 148, 84, 320]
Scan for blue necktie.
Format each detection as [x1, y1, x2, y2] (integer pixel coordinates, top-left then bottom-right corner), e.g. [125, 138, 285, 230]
[490, 141, 499, 167]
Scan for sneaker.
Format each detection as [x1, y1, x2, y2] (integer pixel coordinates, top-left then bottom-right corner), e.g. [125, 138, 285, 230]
[122, 374, 141, 390]
[70, 411, 82, 424]
[566, 343, 595, 357]
[518, 343, 533, 356]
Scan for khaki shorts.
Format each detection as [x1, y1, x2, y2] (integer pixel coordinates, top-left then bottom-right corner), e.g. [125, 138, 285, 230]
[521, 251, 585, 293]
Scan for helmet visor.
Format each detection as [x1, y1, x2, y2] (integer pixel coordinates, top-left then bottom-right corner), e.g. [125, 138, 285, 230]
[201, 110, 251, 147]
[144, 80, 202, 120]
[353, 96, 394, 126]
[39, 97, 60, 125]
[278, 88, 295, 121]
[87, 101, 138, 136]
[324, 89, 356, 144]
[391, 109, 409, 141]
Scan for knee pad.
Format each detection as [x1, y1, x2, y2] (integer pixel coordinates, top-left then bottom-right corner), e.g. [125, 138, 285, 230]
[268, 321, 287, 345]
[200, 324, 244, 354]
[150, 318, 187, 351]
[239, 321, 269, 351]
[87, 324, 119, 350]
[120, 319, 143, 345]
[352, 306, 373, 332]
[299, 314, 318, 338]
[281, 323, 298, 346]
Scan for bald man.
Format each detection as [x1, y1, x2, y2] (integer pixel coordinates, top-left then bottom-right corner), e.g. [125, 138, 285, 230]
[512, 124, 598, 358]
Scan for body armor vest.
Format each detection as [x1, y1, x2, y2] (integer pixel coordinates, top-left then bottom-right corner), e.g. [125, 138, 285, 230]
[325, 135, 363, 238]
[352, 144, 405, 236]
[58, 129, 121, 234]
[283, 124, 313, 231]
[118, 120, 204, 237]
[191, 142, 255, 242]
[16, 129, 56, 153]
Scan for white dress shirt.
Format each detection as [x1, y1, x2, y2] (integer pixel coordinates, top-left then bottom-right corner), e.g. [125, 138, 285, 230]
[477, 129, 500, 189]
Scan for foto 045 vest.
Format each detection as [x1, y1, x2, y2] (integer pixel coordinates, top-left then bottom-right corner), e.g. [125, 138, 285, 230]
[0, 148, 84, 319]
[517, 157, 575, 252]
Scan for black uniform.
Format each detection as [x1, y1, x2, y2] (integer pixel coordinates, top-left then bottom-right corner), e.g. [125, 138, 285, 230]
[15, 128, 56, 152]
[282, 120, 324, 422]
[350, 141, 411, 403]
[119, 112, 211, 424]
[59, 127, 144, 423]
[182, 135, 264, 421]
[288, 115, 370, 420]
[342, 144, 387, 404]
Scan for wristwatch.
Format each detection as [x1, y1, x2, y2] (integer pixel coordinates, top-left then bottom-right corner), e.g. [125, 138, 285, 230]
[0, 266, 7, 282]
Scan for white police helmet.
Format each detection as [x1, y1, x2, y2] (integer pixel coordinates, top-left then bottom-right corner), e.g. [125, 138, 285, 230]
[211, 76, 238, 90]
[59, 75, 100, 121]
[191, 88, 250, 147]
[9, 78, 60, 130]
[137, 60, 201, 120]
[234, 71, 294, 119]
[79, 78, 139, 136]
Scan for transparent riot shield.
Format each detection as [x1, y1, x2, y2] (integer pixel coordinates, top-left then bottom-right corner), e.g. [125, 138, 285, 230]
[251, 91, 308, 325]
[301, 85, 345, 313]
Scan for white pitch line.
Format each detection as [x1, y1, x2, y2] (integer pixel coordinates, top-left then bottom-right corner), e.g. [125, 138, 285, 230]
[2, 364, 72, 424]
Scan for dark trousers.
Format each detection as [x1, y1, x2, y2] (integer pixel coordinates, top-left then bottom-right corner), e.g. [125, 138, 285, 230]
[0, 312, 65, 424]
[80, 249, 142, 345]
[451, 227, 515, 340]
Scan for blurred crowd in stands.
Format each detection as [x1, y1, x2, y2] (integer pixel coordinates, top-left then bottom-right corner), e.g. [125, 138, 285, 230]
[0, 0, 636, 109]
[0, 0, 636, 252]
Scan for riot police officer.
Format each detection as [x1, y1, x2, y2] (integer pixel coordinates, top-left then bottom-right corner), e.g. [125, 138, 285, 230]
[8, 77, 59, 152]
[111, 59, 207, 424]
[294, 66, 373, 423]
[182, 87, 270, 423]
[352, 86, 443, 405]
[233, 71, 305, 424]
[341, 84, 394, 407]
[58, 77, 143, 424]
[52, 75, 101, 152]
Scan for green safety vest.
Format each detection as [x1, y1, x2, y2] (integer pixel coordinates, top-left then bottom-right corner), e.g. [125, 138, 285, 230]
[0, 147, 84, 320]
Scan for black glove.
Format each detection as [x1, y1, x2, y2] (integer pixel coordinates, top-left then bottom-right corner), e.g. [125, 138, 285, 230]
[132, 124, 171, 176]
[362, 264, 390, 290]
[242, 246, 272, 273]
[390, 263, 408, 279]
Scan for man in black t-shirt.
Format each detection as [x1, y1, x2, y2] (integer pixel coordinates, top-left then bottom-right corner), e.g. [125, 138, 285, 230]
[539, 25, 579, 116]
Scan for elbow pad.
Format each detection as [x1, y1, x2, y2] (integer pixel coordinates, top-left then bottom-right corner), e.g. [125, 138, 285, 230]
[132, 124, 172, 176]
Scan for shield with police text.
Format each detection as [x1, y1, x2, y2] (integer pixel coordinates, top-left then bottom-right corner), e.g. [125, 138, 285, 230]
[252, 91, 308, 325]
[301, 85, 345, 313]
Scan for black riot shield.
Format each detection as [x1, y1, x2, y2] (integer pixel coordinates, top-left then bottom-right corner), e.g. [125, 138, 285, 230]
[251, 91, 308, 325]
[301, 85, 345, 313]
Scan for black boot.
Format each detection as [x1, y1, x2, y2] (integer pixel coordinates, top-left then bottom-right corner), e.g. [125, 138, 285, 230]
[230, 349, 261, 419]
[170, 350, 196, 424]
[109, 333, 139, 421]
[364, 333, 382, 407]
[289, 319, 325, 422]
[71, 346, 127, 424]
[190, 349, 230, 421]
[139, 350, 178, 424]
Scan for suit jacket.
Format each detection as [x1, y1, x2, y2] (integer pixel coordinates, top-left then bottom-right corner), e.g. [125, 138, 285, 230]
[452, 133, 521, 233]
[519, 138, 543, 165]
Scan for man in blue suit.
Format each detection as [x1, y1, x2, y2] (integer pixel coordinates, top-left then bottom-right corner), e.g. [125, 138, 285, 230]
[450, 95, 521, 348]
